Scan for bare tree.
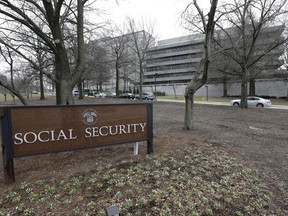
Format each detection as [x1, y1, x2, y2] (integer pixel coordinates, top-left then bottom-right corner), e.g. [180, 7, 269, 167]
[85, 41, 112, 93]
[211, 25, 284, 96]
[100, 25, 132, 97]
[121, 64, 138, 92]
[0, 0, 87, 105]
[32, 37, 52, 101]
[127, 18, 156, 99]
[0, 45, 28, 105]
[214, 0, 288, 108]
[172, 82, 178, 99]
[182, 0, 219, 130]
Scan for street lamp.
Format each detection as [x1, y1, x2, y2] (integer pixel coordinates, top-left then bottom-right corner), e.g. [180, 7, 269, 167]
[154, 73, 158, 100]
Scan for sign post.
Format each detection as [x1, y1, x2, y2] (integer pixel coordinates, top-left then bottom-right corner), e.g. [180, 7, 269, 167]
[1, 108, 15, 184]
[1, 103, 153, 184]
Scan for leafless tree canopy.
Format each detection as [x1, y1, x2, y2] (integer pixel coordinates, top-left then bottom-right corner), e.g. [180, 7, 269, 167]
[0, 0, 95, 104]
[127, 17, 156, 99]
[181, 0, 288, 110]
[215, 0, 288, 107]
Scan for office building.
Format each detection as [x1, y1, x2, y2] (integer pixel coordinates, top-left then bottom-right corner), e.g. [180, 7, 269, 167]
[144, 34, 204, 86]
[143, 27, 287, 98]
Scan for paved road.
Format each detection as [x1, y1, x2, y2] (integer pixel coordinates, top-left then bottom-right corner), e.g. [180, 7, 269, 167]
[269, 105, 288, 109]
[157, 99, 288, 109]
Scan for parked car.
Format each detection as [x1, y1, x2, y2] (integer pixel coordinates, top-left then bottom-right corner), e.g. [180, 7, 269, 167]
[120, 93, 135, 99]
[104, 92, 116, 98]
[136, 92, 155, 100]
[73, 90, 79, 96]
[230, 96, 272, 108]
[94, 92, 109, 98]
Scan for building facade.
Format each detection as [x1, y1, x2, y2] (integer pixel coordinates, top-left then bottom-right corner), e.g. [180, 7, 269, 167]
[144, 34, 204, 86]
[143, 28, 288, 98]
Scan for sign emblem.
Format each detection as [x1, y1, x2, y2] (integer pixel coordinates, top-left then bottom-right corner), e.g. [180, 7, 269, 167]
[82, 109, 98, 125]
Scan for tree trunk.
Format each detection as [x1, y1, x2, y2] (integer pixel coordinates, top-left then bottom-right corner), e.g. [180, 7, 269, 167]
[39, 71, 45, 100]
[99, 82, 103, 92]
[139, 66, 144, 100]
[173, 83, 178, 99]
[54, 70, 74, 105]
[74, 0, 85, 99]
[287, 81, 288, 101]
[184, 91, 195, 130]
[286, 79, 288, 101]
[240, 67, 248, 108]
[78, 81, 84, 99]
[249, 77, 256, 96]
[116, 66, 120, 97]
[60, 79, 74, 105]
[183, 0, 218, 129]
[17, 94, 27, 105]
[223, 76, 228, 97]
[54, 47, 74, 105]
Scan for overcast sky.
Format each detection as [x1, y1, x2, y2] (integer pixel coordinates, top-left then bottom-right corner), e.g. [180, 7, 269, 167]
[98, 0, 211, 40]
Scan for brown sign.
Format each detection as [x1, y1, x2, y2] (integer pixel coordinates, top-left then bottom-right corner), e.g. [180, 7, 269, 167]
[11, 104, 150, 156]
[1, 103, 153, 183]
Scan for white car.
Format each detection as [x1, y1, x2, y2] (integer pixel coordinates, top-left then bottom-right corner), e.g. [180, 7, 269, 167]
[73, 90, 79, 96]
[230, 96, 272, 108]
[135, 92, 155, 100]
[95, 92, 108, 98]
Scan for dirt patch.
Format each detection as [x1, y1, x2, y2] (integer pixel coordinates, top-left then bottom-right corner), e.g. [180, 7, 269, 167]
[1, 96, 288, 210]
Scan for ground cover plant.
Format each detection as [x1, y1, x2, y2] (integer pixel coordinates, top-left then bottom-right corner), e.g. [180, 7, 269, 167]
[0, 144, 286, 215]
[1, 97, 288, 215]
